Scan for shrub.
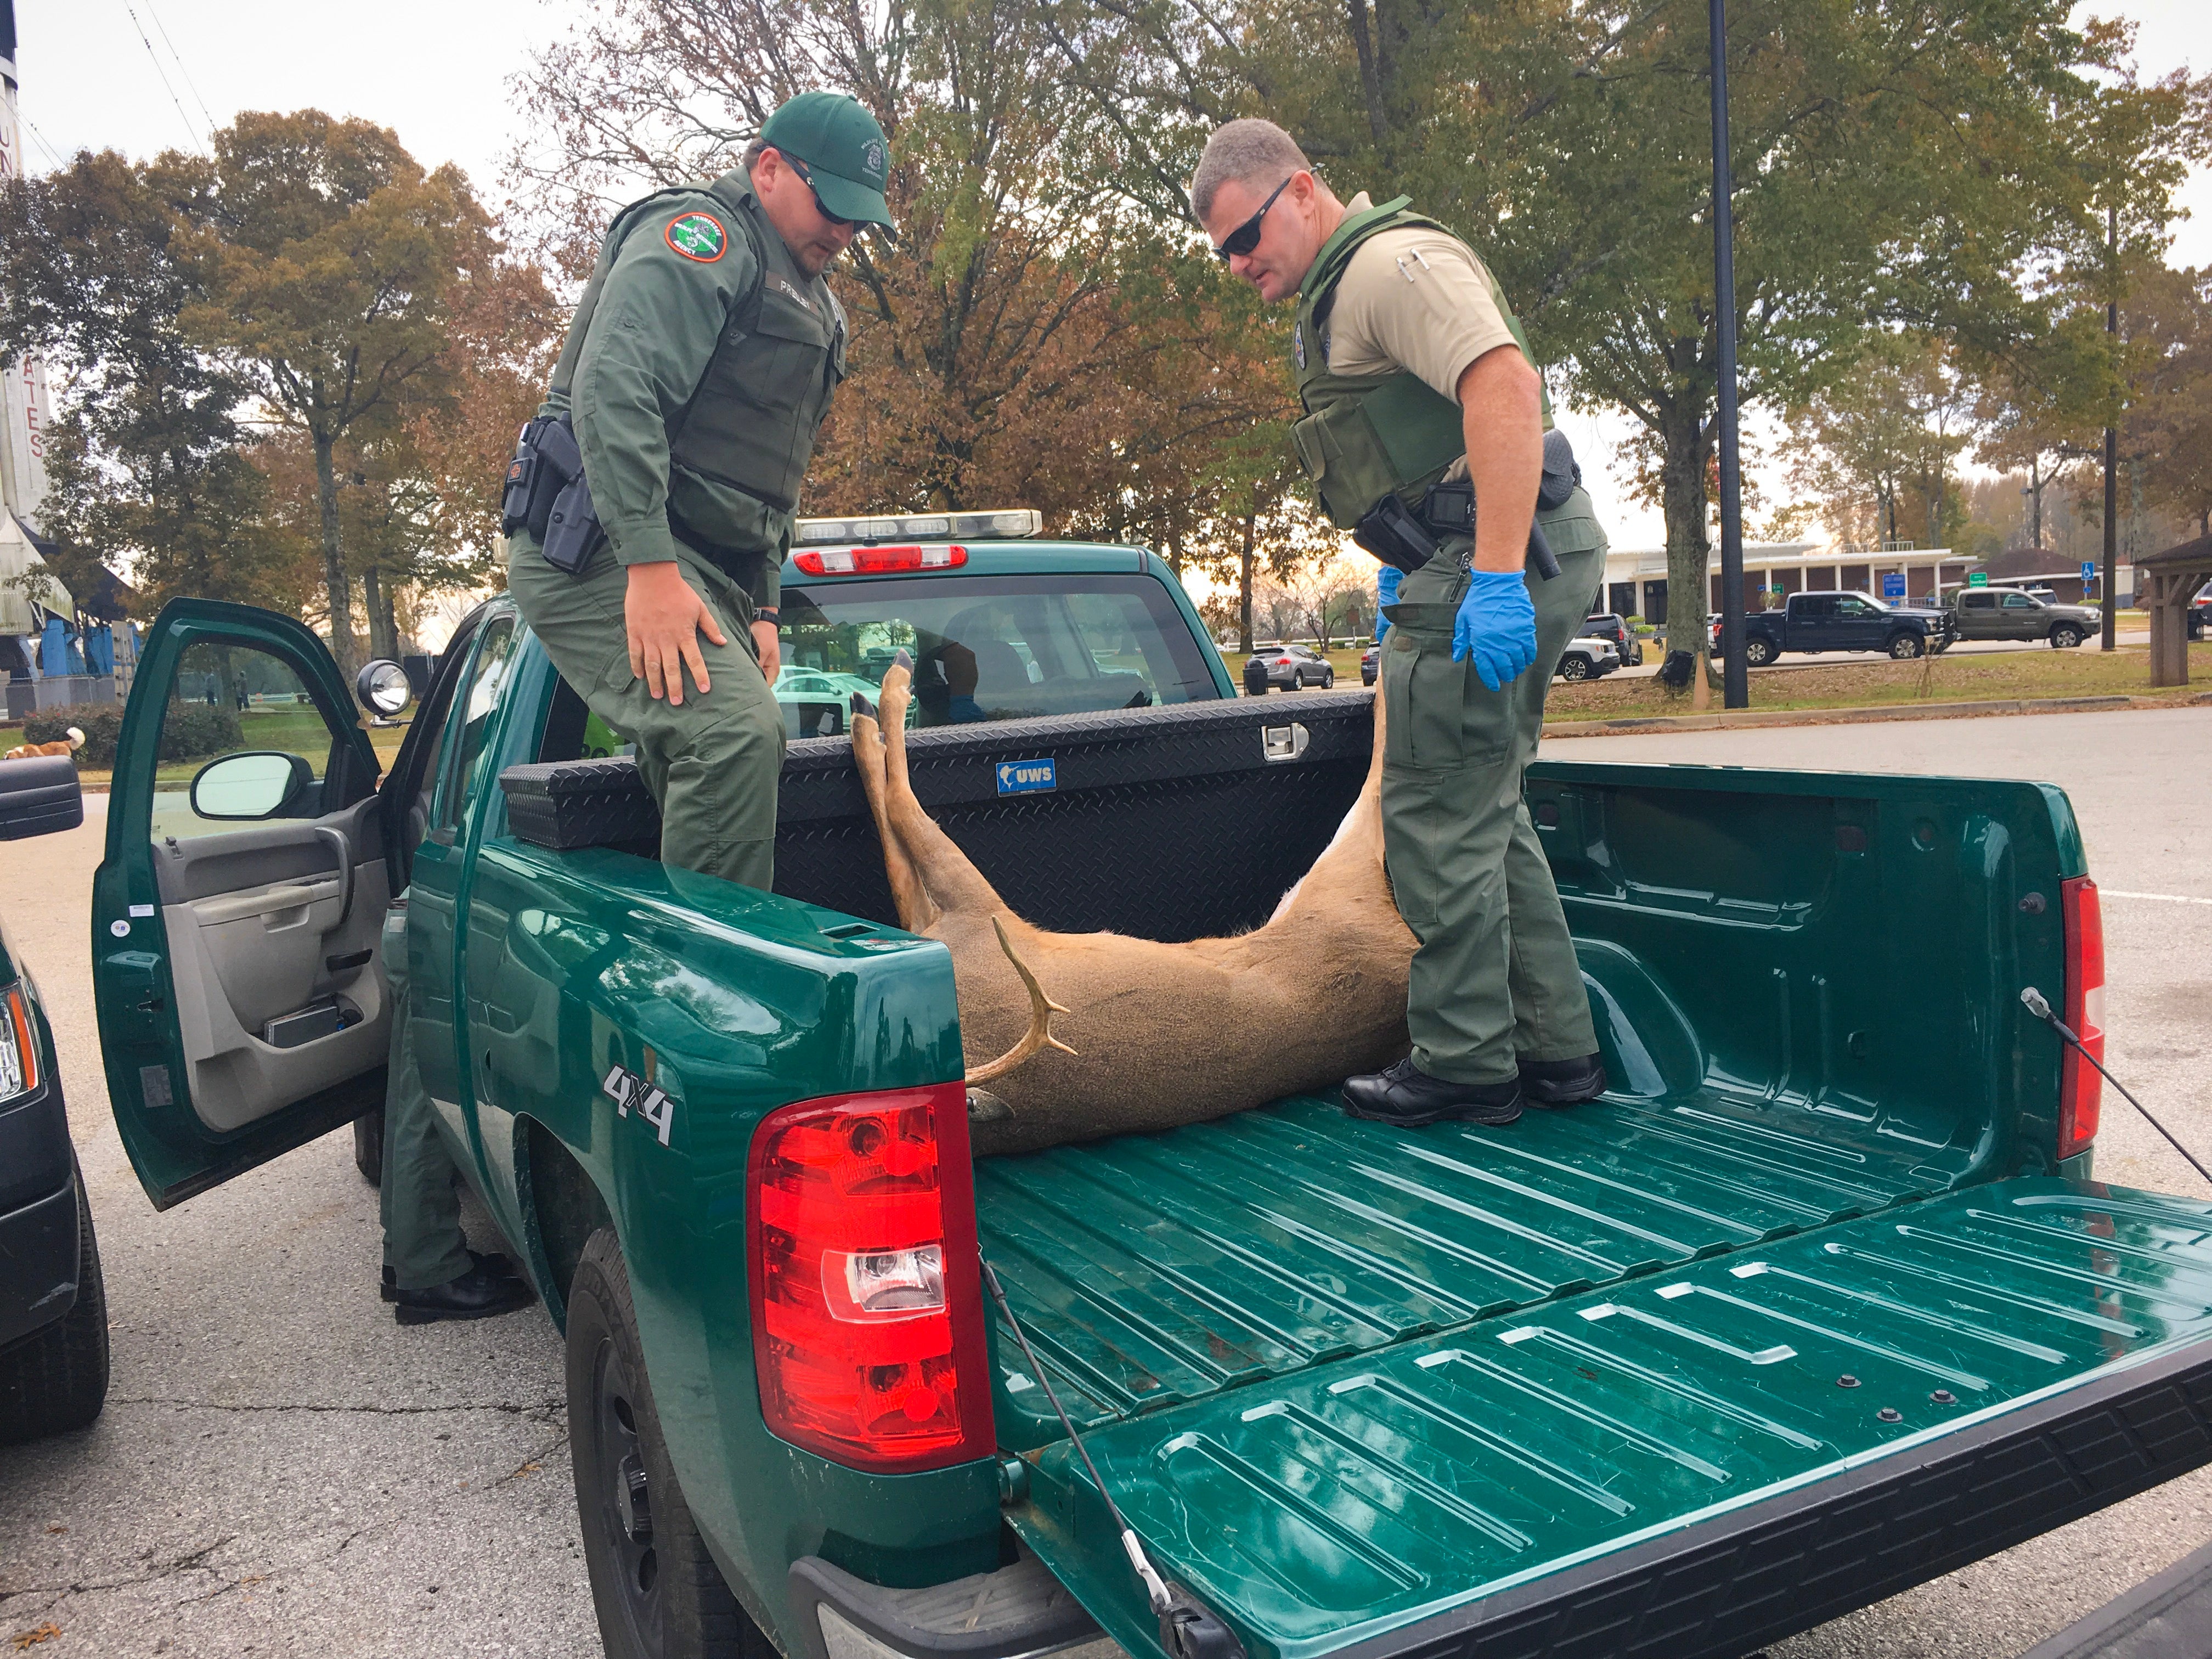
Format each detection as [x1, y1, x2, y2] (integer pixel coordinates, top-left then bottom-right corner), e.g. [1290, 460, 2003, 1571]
[25, 706, 125, 768]
[161, 703, 244, 763]
[24, 701, 243, 769]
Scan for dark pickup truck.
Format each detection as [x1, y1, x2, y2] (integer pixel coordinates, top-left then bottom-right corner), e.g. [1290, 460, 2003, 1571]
[1728, 590, 1955, 665]
[88, 518, 2212, 1659]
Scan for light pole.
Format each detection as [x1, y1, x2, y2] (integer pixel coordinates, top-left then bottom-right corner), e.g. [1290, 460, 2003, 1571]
[1709, 0, 1748, 707]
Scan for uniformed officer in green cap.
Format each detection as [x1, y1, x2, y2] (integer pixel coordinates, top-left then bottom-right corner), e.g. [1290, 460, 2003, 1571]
[377, 92, 895, 1325]
[505, 87, 895, 889]
[1193, 117, 1608, 1128]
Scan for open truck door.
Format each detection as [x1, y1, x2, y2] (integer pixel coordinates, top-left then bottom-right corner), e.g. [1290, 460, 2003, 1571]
[91, 600, 400, 1209]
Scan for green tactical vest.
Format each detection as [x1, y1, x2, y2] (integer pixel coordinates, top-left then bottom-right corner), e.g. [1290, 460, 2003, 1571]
[548, 172, 848, 552]
[1289, 196, 1551, 531]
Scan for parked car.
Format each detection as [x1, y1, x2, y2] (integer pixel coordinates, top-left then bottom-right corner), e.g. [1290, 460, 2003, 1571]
[1245, 642, 1335, 689]
[1718, 590, 1956, 665]
[84, 527, 2212, 1659]
[0, 753, 108, 1446]
[1556, 636, 1620, 681]
[1948, 587, 2100, 648]
[1579, 612, 1645, 665]
[2189, 582, 2209, 640]
[1362, 637, 1615, 684]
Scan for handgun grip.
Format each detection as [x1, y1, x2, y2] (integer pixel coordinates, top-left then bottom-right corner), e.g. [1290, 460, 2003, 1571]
[1526, 521, 1560, 581]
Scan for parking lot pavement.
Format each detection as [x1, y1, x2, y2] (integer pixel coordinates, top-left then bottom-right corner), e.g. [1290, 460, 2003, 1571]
[0, 795, 594, 1658]
[5, 703, 2208, 1658]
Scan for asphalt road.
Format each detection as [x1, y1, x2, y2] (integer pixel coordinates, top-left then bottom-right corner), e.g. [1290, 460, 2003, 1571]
[3, 702, 2208, 1659]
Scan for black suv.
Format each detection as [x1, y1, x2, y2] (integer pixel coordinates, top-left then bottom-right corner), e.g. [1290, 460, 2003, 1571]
[1580, 613, 1645, 666]
[0, 754, 108, 1444]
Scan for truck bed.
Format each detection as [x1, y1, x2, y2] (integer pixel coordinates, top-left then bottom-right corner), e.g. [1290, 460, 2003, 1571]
[978, 1087, 1973, 1444]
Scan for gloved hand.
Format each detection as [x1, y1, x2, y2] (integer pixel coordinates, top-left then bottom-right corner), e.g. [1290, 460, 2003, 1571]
[1374, 566, 1402, 642]
[1452, 569, 1538, 690]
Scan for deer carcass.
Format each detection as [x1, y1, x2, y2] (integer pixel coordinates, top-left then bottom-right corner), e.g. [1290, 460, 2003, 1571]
[848, 657, 1415, 1156]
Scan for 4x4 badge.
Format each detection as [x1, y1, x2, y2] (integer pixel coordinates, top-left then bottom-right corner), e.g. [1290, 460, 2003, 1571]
[664, 212, 727, 262]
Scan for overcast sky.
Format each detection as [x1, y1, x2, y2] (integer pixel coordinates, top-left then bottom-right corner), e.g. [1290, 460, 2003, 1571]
[14, 0, 2210, 551]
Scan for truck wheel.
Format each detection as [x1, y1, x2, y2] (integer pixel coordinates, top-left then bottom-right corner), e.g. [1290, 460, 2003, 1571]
[1559, 655, 1592, 681]
[1887, 633, 1924, 659]
[568, 1229, 770, 1659]
[0, 1158, 111, 1446]
[1744, 638, 1777, 667]
[353, 1107, 385, 1188]
[2051, 624, 2083, 649]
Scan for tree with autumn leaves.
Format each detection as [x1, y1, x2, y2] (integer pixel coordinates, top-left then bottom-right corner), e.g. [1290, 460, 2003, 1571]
[0, 113, 558, 676]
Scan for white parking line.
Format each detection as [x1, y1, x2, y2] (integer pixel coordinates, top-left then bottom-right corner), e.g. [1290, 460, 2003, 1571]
[2103, 889, 2212, 907]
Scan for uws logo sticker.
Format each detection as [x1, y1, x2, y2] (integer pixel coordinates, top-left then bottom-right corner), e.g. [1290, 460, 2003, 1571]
[995, 758, 1056, 795]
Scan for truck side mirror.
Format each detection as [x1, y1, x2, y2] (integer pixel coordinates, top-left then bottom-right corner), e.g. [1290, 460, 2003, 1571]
[356, 659, 414, 723]
[0, 754, 84, 841]
[190, 751, 312, 821]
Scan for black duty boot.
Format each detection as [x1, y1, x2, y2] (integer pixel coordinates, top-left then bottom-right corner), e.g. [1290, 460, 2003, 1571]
[382, 1249, 515, 1303]
[1342, 1058, 1522, 1127]
[1519, 1054, 1609, 1107]
[391, 1262, 533, 1326]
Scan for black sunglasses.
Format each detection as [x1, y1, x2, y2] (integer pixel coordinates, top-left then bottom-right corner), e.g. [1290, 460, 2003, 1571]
[783, 155, 855, 229]
[1213, 176, 1293, 261]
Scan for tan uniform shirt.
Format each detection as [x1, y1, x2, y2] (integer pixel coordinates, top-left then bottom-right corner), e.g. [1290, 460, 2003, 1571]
[1324, 191, 1517, 403]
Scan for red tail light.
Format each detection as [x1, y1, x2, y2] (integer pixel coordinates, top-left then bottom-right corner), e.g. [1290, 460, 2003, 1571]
[747, 1084, 993, 1470]
[792, 545, 968, 575]
[2057, 875, 2105, 1162]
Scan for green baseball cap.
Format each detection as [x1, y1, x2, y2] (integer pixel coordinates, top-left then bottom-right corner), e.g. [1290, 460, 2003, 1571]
[759, 92, 895, 233]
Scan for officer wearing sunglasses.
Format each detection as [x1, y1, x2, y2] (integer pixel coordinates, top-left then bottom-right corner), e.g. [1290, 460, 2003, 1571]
[1192, 117, 1611, 1132]
[506, 92, 894, 892]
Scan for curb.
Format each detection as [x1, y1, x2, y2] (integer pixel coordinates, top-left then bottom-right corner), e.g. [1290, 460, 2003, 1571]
[1544, 689, 2212, 739]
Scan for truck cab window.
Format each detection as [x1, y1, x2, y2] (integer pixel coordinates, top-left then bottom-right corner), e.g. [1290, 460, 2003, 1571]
[778, 573, 1220, 731]
[431, 617, 518, 839]
[150, 644, 350, 843]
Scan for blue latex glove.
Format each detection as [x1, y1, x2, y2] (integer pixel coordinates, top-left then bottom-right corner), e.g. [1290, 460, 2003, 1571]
[1452, 569, 1538, 690]
[1374, 566, 1402, 642]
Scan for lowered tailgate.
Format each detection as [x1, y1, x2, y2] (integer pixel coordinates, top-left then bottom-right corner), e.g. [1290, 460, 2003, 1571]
[998, 1176, 2212, 1659]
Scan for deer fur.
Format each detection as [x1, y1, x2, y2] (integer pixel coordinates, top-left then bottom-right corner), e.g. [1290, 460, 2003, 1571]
[849, 659, 1414, 1156]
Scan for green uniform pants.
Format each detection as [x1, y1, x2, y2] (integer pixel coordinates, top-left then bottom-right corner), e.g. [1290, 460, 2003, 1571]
[1377, 489, 1609, 1084]
[379, 896, 472, 1293]
[505, 533, 787, 889]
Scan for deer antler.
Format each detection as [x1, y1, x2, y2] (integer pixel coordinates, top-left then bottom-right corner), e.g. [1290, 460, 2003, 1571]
[966, 915, 1076, 1084]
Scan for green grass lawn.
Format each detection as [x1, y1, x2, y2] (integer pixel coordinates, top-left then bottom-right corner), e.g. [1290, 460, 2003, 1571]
[1544, 640, 2212, 724]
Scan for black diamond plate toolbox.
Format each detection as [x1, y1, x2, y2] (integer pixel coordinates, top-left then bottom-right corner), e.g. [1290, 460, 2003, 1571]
[497, 690, 1376, 940]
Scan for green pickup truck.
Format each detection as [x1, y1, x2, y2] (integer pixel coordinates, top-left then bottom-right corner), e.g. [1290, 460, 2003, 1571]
[89, 520, 2212, 1659]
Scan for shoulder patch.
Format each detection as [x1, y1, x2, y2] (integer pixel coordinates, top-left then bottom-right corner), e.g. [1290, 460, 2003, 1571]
[664, 212, 727, 263]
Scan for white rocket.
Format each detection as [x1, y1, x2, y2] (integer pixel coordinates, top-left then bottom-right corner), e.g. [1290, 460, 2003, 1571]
[0, 0, 52, 531]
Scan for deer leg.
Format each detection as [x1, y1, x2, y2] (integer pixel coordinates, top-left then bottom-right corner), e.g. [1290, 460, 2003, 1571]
[850, 705, 938, 934]
[872, 658, 1011, 919]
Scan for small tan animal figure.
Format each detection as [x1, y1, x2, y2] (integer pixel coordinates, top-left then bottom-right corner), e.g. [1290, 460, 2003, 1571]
[4, 726, 84, 761]
[849, 657, 1415, 1155]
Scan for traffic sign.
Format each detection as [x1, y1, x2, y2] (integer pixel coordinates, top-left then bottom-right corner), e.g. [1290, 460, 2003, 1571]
[2081, 561, 2095, 582]
[1968, 571, 1988, 587]
[1881, 573, 1906, 601]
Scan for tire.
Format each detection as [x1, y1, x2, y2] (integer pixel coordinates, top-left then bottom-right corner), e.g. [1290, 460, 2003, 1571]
[1559, 654, 1593, 681]
[354, 1107, 385, 1188]
[1887, 632, 1924, 659]
[0, 1159, 112, 1446]
[2051, 624, 2083, 650]
[1743, 637, 1778, 668]
[1322, 668, 1335, 688]
[568, 1229, 768, 1659]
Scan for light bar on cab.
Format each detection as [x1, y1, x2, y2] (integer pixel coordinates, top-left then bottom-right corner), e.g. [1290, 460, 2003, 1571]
[794, 509, 1042, 544]
[792, 544, 969, 575]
